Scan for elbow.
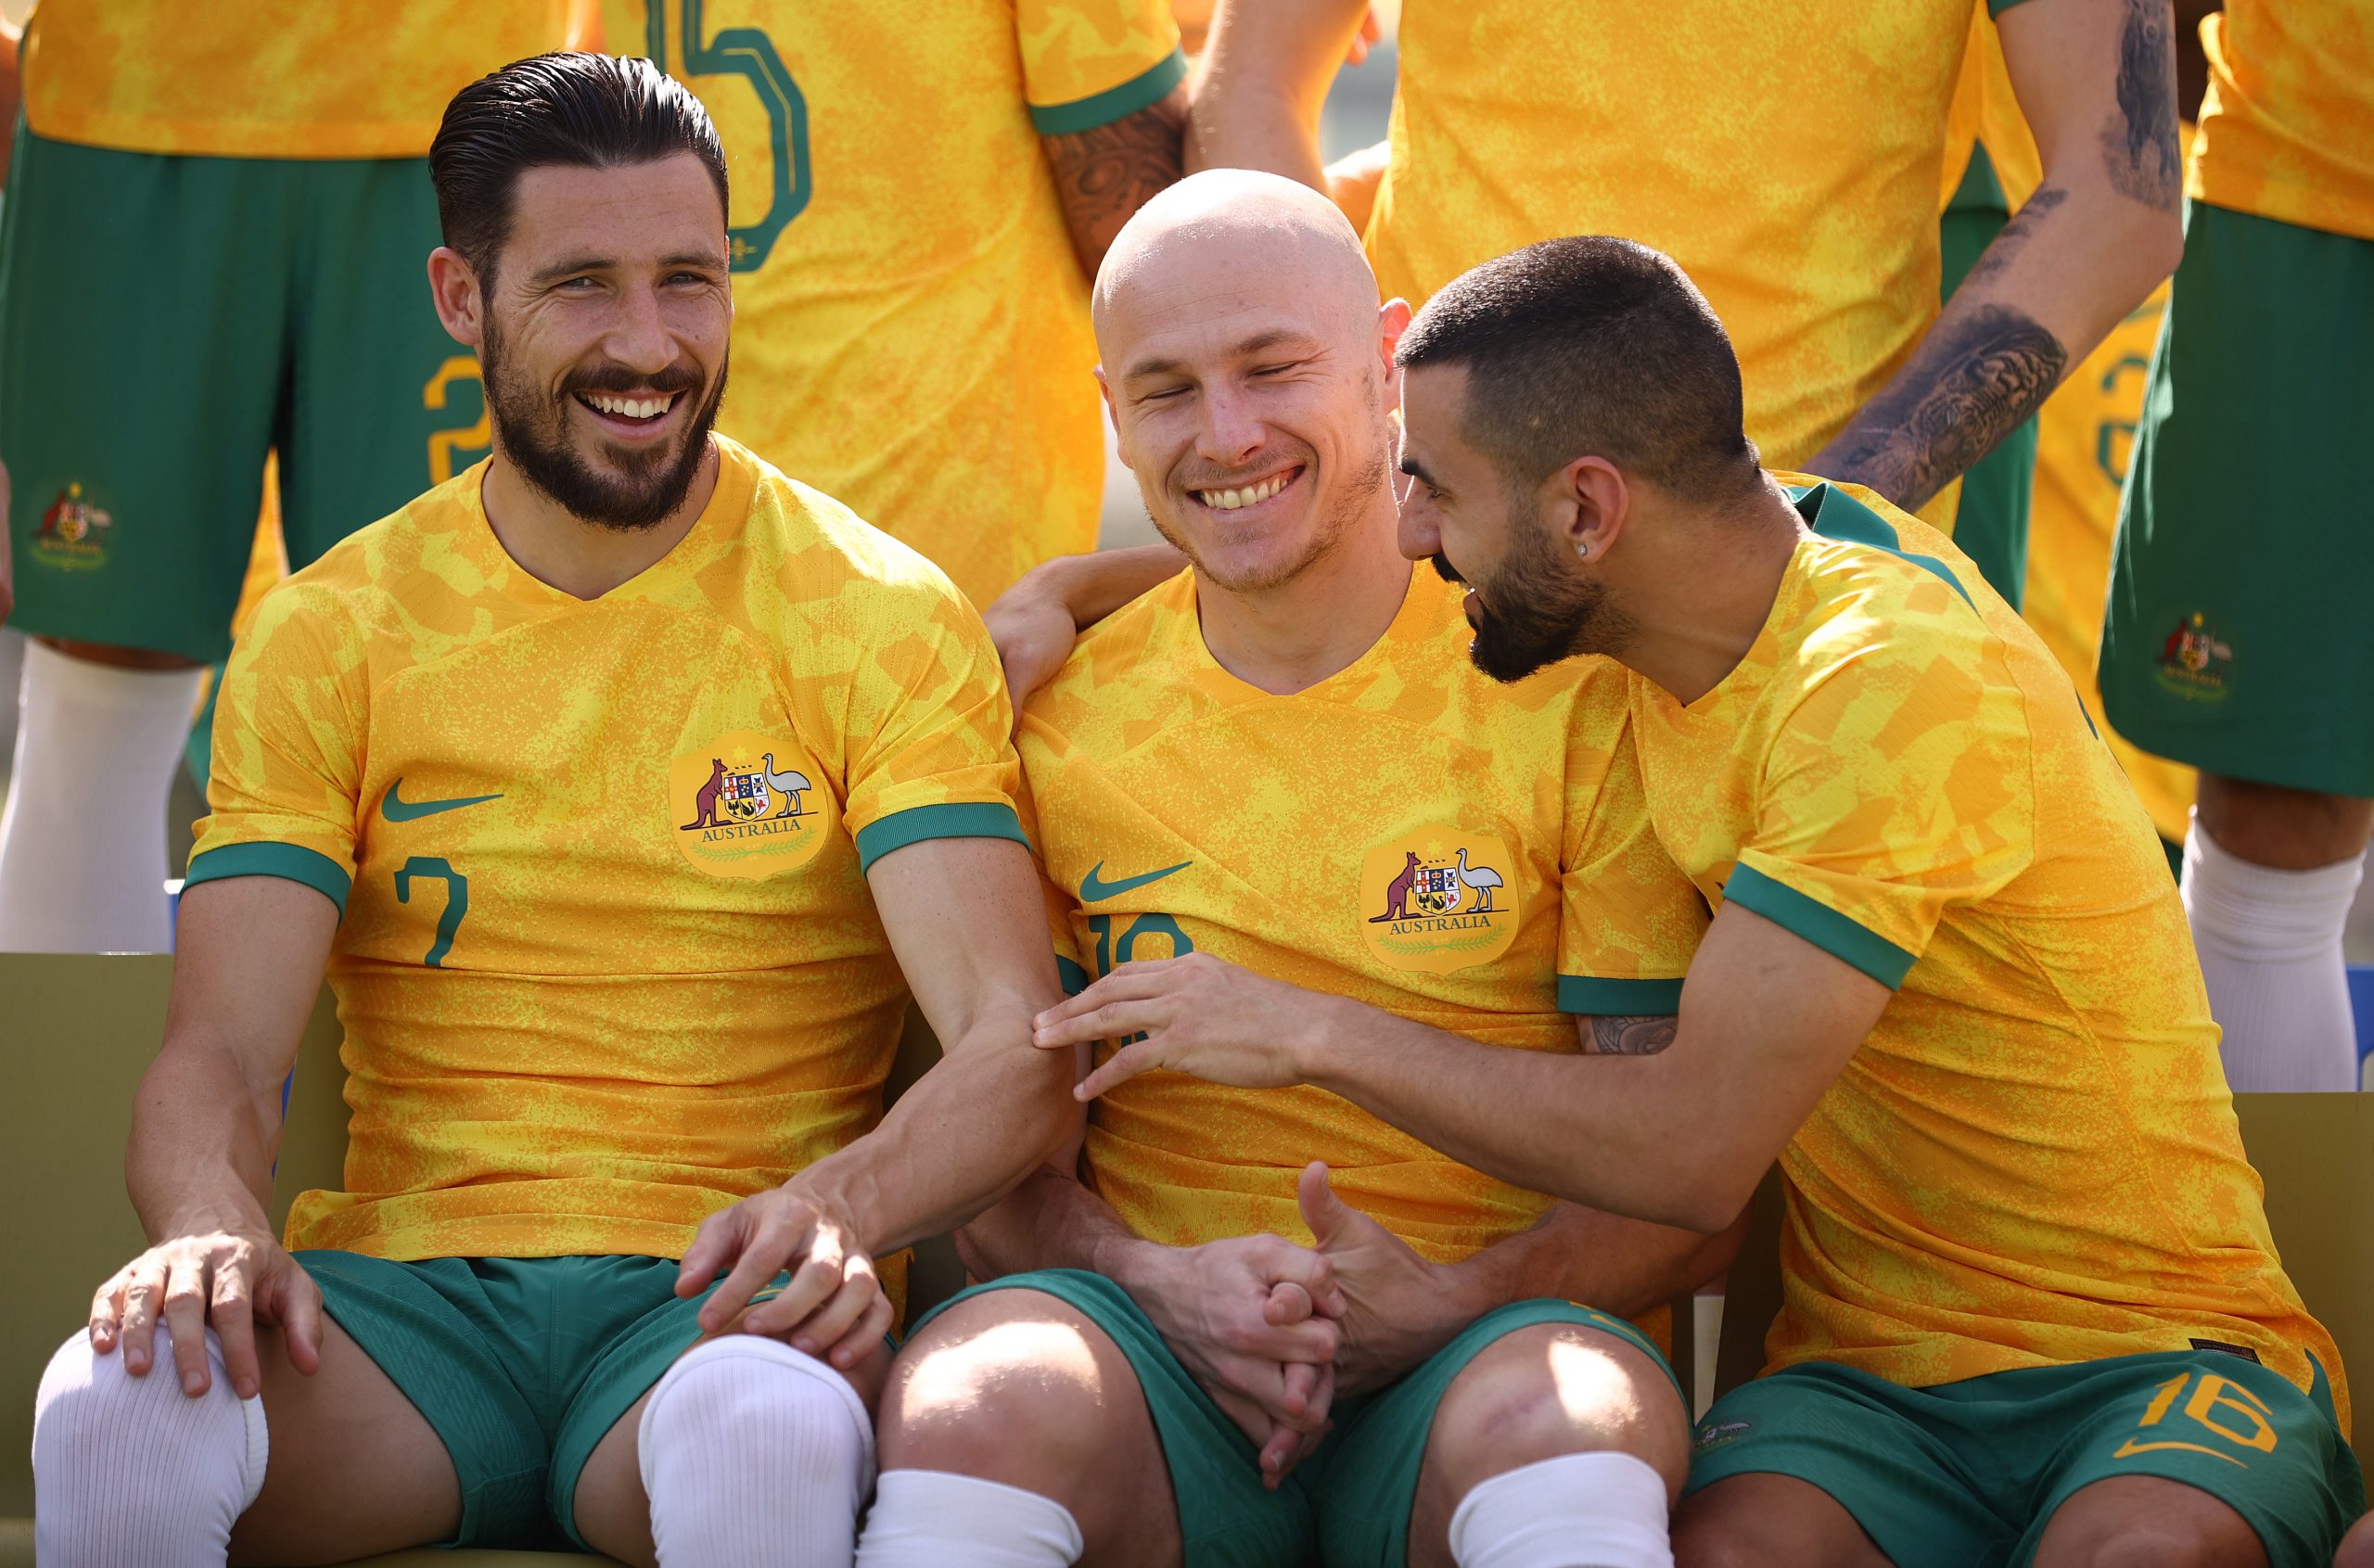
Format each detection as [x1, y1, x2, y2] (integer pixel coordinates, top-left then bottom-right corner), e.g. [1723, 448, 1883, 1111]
[2136, 203, 2185, 292]
[2104, 198, 2184, 303]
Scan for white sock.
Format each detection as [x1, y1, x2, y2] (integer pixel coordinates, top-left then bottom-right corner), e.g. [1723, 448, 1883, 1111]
[0, 640, 203, 952]
[32, 1325, 270, 1568]
[1446, 1452, 1672, 1568]
[2182, 814, 2364, 1092]
[854, 1471, 1084, 1568]
[638, 1334, 874, 1568]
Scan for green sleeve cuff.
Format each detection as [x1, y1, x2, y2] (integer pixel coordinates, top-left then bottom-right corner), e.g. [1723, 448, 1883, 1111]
[1723, 863, 1917, 989]
[1556, 975, 1686, 1015]
[1985, 0, 2036, 14]
[1028, 48, 1187, 134]
[854, 801, 1031, 876]
[184, 841, 351, 915]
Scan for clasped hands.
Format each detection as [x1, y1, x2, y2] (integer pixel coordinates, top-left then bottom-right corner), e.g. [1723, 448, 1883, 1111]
[1138, 1162, 1478, 1488]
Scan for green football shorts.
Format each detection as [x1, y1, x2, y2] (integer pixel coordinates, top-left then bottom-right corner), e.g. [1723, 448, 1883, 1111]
[2100, 199, 2374, 798]
[913, 1268, 1681, 1568]
[298, 1251, 785, 1551]
[1, 123, 490, 664]
[1684, 1349, 2362, 1568]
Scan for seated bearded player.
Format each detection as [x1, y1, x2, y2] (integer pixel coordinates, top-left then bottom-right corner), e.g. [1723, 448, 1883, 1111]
[30, 55, 1074, 1568]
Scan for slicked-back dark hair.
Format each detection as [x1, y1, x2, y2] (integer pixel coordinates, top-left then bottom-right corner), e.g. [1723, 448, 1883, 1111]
[430, 53, 727, 283]
[1397, 236, 1759, 504]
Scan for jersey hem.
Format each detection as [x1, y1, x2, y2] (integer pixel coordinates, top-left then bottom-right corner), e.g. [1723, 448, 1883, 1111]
[1724, 863, 1915, 989]
[1028, 49, 1187, 135]
[853, 800, 1029, 875]
[184, 841, 352, 915]
[1556, 975, 1686, 1015]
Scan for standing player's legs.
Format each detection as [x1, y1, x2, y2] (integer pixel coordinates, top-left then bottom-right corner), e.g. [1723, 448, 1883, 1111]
[0, 128, 286, 952]
[2100, 200, 2374, 1091]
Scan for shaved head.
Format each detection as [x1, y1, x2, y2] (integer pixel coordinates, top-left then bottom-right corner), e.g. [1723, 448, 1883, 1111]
[1091, 170, 1403, 594]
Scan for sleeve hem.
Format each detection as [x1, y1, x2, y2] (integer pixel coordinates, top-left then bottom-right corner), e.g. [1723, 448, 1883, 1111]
[184, 842, 351, 915]
[1723, 863, 1915, 989]
[1028, 48, 1187, 134]
[1556, 975, 1686, 1015]
[1985, 0, 2036, 14]
[854, 801, 1031, 876]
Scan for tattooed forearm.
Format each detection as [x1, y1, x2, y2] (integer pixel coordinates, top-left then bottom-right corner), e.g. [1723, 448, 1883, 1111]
[2101, 0, 2181, 210]
[1968, 185, 2068, 287]
[1809, 305, 2067, 513]
[1589, 1015, 1678, 1055]
[1041, 84, 1189, 279]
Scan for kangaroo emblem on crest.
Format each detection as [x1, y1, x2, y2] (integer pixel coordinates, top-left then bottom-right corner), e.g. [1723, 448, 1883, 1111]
[682, 759, 727, 830]
[1370, 850, 1422, 923]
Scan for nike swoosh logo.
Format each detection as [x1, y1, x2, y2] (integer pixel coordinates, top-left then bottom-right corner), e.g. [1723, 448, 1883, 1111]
[379, 779, 504, 822]
[1079, 859, 1190, 901]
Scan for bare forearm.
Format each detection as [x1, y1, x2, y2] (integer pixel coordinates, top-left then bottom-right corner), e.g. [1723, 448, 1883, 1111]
[1452, 1201, 1742, 1320]
[1043, 87, 1189, 282]
[1186, 0, 1369, 188]
[125, 1042, 284, 1243]
[958, 1164, 1166, 1288]
[1032, 544, 1186, 631]
[1292, 1001, 1737, 1230]
[796, 1009, 1075, 1258]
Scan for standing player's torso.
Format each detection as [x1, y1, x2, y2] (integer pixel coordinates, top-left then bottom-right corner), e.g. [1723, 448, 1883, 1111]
[607, 0, 1122, 606]
[21, 1, 591, 159]
[1372, 0, 1972, 468]
[2024, 280, 2196, 844]
[1629, 478, 2337, 1402]
[213, 440, 1006, 1261]
[1022, 571, 1657, 1263]
[2190, 0, 2374, 242]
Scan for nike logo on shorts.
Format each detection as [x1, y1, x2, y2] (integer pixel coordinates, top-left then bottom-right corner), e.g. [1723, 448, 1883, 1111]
[1079, 859, 1190, 901]
[379, 779, 504, 822]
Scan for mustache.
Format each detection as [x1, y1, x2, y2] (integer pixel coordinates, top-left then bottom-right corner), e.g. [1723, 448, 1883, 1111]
[1429, 552, 1465, 586]
[562, 362, 703, 397]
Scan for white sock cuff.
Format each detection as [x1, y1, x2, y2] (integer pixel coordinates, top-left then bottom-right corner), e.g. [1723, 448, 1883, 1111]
[1447, 1450, 1671, 1568]
[2185, 815, 2367, 953]
[862, 1471, 1085, 1564]
[639, 1332, 873, 1452]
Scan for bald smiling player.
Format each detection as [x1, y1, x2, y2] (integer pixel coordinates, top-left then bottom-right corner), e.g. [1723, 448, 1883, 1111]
[852, 173, 1736, 1568]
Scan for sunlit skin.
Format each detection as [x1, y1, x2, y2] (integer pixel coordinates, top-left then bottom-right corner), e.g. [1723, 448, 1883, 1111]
[426, 154, 733, 601]
[1092, 176, 1413, 695]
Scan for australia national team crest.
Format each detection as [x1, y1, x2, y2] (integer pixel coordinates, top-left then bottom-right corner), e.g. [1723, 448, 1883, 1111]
[2155, 611, 2231, 701]
[1359, 827, 1518, 975]
[669, 729, 831, 879]
[31, 481, 115, 571]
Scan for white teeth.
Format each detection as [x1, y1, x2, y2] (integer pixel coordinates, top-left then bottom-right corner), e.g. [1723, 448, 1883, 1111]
[586, 393, 675, 419]
[1198, 471, 1291, 510]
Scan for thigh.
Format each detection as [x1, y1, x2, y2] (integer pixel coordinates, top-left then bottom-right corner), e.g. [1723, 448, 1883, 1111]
[1313, 1301, 1685, 1568]
[2013, 1352, 2364, 1568]
[226, 1314, 461, 1565]
[1678, 1365, 2003, 1568]
[2, 130, 285, 662]
[282, 156, 485, 564]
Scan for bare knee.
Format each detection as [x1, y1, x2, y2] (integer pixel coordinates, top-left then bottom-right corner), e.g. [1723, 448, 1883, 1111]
[876, 1289, 1135, 1497]
[2333, 1512, 2374, 1568]
[2197, 774, 2374, 869]
[1423, 1324, 1689, 1502]
[2033, 1477, 2268, 1568]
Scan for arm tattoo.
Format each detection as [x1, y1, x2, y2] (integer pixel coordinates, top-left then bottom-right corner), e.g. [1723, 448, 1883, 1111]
[1589, 1015, 1678, 1055]
[1967, 185, 2068, 287]
[2101, 0, 2182, 210]
[1041, 86, 1188, 278]
[1813, 304, 2068, 512]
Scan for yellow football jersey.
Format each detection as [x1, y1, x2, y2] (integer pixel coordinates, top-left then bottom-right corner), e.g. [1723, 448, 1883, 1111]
[2024, 283, 2196, 846]
[1629, 475, 2342, 1423]
[189, 436, 1027, 1275]
[601, 0, 1184, 610]
[1368, 0, 1999, 476]
[21, 2, 595, 159]
[1938, 3, 2041, 214]
[2190, 1, 2374, 243]
[1018, 568, 1707, 1265]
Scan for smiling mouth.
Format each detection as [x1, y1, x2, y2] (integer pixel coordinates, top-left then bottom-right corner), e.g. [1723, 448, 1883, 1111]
[573, 389, 683, 429]
[1191, 465, 1303, 512]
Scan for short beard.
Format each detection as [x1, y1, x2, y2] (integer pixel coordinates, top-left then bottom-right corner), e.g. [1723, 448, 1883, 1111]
[480, 311, 726, 532]
[1448, 506, 1631, 683]
[1148, 396, 1392, 594]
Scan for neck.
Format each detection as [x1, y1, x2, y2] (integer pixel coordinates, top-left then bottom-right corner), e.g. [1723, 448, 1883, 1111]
[1196, 496, 1410, 695]
[479, 437, 720, 600]
[1614, 473, 1806, 706]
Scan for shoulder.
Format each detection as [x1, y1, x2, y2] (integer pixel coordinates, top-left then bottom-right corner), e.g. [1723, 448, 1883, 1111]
[1020, 567, 1198, 763]
[248, 471, 491, 654]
